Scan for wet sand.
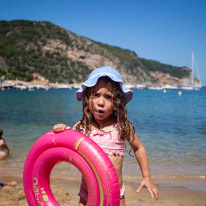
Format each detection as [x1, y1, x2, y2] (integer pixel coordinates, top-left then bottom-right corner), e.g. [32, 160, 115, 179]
[0, 174, 205, 206]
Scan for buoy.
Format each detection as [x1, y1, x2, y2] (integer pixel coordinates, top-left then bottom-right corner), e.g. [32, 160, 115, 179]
[163, 89, 166, 93]
[178, 91, 182, 96]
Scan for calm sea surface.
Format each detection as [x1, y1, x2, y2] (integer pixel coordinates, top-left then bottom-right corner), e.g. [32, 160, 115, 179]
[0, 88, 206, 183]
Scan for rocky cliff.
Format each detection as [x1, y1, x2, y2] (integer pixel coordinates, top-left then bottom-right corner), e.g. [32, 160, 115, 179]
[0, 20, 200, 86]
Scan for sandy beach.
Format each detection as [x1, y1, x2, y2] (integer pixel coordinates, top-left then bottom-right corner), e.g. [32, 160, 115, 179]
[0, 174, 205, 206]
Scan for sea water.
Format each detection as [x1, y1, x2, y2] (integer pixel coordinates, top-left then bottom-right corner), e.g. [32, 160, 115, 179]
[0, 88, 205, 183]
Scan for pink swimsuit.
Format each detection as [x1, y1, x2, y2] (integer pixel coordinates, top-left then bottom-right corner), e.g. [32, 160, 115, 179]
[89, 126, 125, 156]
[79, 126, 126, 201]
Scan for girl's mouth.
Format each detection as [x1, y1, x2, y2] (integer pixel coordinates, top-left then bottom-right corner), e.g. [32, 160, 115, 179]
[97, 109, 104, 116]
[97, 110, 104, 114]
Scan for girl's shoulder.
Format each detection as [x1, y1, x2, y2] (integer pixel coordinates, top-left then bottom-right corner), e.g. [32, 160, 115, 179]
[73, 121, 88, 134]
[72, 120, 86, 129]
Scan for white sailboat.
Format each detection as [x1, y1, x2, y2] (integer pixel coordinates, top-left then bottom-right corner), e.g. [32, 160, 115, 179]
[180, 51, 202, 90]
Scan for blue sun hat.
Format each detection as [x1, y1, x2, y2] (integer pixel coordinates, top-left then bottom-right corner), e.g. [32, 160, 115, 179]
[76, 66, 133, 104]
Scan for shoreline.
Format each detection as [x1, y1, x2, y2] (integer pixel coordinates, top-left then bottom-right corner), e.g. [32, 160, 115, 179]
[1, 79, 204, 90]
[0, 174, 206, 206]
[1, 164, 206, 192]
[1, 173, 205, 192]
[0, 79, 81, 90]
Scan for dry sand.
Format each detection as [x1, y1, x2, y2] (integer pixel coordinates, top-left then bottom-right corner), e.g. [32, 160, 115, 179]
[0, 175, 205, 206]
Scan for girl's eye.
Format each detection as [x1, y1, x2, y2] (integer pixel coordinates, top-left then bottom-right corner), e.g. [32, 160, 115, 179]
[106, 95, 112, 99]
[94, 93, 99, 97]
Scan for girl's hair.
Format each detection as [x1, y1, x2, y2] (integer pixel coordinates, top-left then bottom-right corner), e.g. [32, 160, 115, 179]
[0, 129, 3, 137]
[75, 76, 135, 145]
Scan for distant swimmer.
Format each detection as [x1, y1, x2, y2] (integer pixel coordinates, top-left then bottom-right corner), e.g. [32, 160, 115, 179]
[0, 129, 9, 160]
[0, 181, 17, 188]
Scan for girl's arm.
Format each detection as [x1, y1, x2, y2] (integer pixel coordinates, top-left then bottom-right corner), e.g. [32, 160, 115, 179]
[129, 132, 158, 201]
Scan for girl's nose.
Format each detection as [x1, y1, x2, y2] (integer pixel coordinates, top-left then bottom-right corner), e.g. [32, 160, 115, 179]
[97, 96, 104, 106]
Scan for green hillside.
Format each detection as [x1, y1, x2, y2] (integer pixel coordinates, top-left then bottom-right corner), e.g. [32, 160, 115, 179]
[0, 20, 190, 83]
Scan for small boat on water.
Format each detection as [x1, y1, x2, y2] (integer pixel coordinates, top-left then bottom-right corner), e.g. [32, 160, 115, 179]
[180, 51, 202, 90]
[147, 86, 163, 90]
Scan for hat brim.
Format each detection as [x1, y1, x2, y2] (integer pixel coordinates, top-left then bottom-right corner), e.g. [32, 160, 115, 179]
[76, 73, 133, 104]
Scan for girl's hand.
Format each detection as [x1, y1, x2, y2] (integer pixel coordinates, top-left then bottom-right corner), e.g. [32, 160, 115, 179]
[53, 124, 70, 133]
[136, 176, 158, 201]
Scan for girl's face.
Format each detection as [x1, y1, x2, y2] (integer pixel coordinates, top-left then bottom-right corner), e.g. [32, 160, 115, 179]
[89, 79, 114, 123]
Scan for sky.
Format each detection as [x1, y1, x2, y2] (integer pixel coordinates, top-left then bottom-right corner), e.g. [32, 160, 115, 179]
[1, 0, 206, 85]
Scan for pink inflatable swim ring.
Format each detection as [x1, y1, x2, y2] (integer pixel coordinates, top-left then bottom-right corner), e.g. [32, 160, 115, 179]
[23, 129, 120, 206]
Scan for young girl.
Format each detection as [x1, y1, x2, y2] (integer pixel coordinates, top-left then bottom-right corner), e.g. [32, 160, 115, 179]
[53, 66, 158, 205]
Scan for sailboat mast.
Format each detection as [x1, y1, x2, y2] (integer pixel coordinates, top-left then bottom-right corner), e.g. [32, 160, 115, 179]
[191, 51, 194, 86]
